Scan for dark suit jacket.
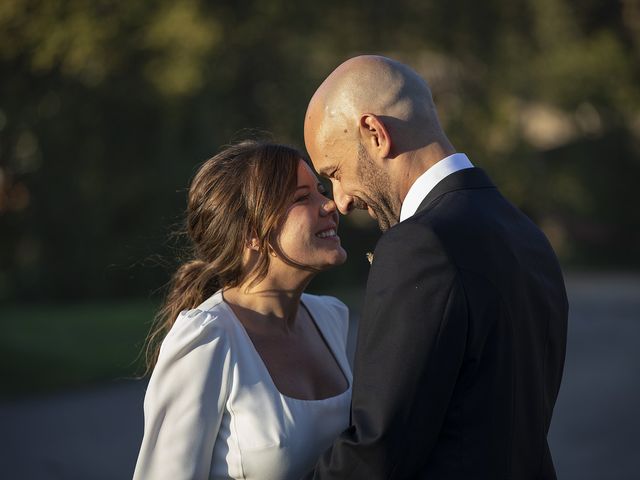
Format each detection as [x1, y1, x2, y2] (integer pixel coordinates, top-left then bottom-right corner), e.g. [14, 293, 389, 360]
[307, 168, 568, 479]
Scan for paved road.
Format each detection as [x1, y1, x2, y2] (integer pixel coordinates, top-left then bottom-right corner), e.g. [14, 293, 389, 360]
[548, 274, 640, 479]
[1, 273, 638, 479]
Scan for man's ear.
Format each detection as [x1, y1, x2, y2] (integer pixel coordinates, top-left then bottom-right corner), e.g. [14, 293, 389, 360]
[359, 113, 391, 159]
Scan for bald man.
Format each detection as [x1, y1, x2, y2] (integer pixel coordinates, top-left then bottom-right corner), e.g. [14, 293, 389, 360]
[303, 56, 568, 479]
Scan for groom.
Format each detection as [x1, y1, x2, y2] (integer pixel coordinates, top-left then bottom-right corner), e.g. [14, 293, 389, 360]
[303, 56, 568, 479]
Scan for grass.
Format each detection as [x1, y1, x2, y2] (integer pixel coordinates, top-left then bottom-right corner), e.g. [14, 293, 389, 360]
[0, 300, 158, 396]
[0, 288, 364, 397]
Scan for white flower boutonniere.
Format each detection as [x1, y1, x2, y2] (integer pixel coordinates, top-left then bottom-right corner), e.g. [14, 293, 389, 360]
[366, 252, 374, 265]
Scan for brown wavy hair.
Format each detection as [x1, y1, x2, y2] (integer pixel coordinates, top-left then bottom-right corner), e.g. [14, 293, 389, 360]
[143, 140, 302, 372]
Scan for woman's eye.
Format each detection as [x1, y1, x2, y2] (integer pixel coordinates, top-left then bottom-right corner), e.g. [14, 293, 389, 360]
[294, 194, 309, 203]
[318, 182, 332, 197]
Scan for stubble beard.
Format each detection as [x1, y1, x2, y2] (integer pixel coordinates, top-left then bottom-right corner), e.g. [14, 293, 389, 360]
[356, 144, 400, 232]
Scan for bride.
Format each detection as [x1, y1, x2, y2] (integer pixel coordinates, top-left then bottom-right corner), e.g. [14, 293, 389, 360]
[133, 140, 352, 479]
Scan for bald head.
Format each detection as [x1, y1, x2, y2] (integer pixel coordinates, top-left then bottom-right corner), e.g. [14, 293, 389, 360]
[304, 55, 455, 230]
[305, 55, 449, 159]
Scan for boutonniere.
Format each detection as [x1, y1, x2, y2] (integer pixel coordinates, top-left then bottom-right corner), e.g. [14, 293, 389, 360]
[366, 252, 374, 265]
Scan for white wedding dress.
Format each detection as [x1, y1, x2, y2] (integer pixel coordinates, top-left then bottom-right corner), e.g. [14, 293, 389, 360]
[133, 291, 352, 480]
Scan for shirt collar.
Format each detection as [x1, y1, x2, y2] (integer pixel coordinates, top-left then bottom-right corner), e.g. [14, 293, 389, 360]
[399, 153, 474, 222]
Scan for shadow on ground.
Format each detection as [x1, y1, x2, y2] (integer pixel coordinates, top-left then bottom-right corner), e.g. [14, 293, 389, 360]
[1, 273, 638, 479]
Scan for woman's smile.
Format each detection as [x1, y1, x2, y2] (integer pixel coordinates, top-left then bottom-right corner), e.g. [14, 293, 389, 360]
[316, 227, 339, 240]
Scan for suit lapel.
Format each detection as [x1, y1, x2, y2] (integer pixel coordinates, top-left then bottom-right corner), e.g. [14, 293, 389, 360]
[415, 167, 496, 215]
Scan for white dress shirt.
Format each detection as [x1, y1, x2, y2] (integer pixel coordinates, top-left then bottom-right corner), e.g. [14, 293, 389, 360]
[399, 153, 474, 222]
[134, 291, 352, 480]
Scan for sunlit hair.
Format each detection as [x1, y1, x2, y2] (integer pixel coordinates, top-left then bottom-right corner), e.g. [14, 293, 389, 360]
[144, 140, 302, 372]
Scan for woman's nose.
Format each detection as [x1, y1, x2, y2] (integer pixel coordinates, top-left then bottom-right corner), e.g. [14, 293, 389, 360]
[320, 197, 337, 216]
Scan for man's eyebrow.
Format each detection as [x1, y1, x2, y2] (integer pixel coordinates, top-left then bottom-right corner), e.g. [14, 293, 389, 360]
[318, 165, 337, 177]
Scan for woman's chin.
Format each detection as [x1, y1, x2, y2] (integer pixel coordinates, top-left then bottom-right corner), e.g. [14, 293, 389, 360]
[310, 250, 348, 271]
[326, 248, 348, 267]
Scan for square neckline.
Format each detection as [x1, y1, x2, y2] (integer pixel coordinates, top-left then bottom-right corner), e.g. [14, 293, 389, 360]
[217, 291, 351, 402]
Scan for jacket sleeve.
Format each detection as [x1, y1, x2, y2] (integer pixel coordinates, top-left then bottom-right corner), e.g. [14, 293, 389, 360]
[306, 221, 468, 479]
[133, 309, 232, 480]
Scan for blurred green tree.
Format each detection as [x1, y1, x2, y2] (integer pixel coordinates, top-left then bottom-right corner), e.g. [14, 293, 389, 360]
[0, 0, 638, 303]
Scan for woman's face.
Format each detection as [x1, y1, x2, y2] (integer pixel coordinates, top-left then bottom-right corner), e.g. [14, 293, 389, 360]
[272, 160, 347, 271]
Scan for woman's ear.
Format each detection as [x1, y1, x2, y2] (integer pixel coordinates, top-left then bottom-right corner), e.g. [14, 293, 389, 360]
[358, 113, 392, 159]
[246, 237, 260, 251]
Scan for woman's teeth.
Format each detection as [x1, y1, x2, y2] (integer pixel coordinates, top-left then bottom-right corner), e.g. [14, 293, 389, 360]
[316, 229, 336, 238]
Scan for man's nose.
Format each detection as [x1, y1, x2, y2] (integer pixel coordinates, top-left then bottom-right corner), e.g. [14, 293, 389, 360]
[332, 183, 353, 215]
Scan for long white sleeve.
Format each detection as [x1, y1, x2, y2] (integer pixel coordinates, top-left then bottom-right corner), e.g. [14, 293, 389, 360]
[133, 309, 232, 480]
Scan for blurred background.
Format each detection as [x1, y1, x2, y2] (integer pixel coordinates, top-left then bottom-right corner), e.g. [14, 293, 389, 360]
[0, 0, 638, 478]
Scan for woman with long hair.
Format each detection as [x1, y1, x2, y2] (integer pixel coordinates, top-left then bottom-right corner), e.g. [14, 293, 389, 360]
[133, 140, 351, 479]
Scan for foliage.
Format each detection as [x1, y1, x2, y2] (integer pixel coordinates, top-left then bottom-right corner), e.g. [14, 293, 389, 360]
[1, 0, 639, 304]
